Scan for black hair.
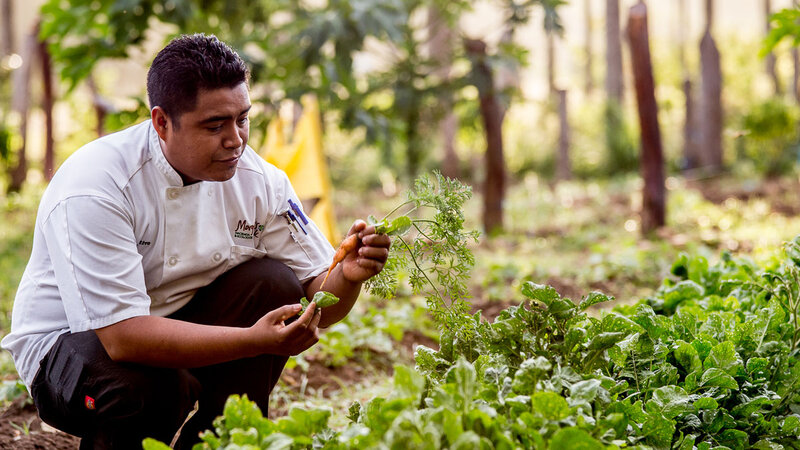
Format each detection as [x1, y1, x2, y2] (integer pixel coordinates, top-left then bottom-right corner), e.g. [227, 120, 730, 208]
[146, 34, 249, 125]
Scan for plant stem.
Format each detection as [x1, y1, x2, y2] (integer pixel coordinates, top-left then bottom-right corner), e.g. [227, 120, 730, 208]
[398, 236, 447, 312]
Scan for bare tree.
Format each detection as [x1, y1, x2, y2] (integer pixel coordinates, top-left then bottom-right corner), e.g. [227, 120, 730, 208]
[39, 36, 55, 181]
[8, 23, 38, 192]
[428, 6, 459, 180]
[699, 0, 723, 171]
[465, 38, 505, 235]
[585, 0, 594, 95]
[794, 0, 800, 103]
[547, 29, 557, 95]
[1, 0, 12, 56]
[556, 89, 571, 180]
[679, 0, 701, 170]
[606, 0, 624, 104]
[628, 1, 665, 233]
[764, 0, 782, 95]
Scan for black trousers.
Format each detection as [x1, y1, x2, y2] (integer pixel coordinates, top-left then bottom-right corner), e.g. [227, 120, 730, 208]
[30, 258, 305, 449]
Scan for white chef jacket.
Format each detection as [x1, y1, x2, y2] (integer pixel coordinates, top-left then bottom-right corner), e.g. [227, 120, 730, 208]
[1, 120, 335, 388]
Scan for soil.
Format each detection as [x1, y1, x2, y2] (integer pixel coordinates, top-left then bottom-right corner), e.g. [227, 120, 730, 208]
[688, 176, 800, 216]
[0, 397, 79, 449]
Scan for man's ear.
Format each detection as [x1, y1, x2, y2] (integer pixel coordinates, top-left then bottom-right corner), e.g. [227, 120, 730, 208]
[151, 106, 171, 141]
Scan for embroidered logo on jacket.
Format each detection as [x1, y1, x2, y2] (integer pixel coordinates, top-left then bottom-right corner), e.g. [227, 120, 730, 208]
[234, 220, 265, 239]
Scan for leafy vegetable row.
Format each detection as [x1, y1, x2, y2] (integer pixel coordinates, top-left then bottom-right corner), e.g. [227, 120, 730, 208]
[143, 174, 800, 449]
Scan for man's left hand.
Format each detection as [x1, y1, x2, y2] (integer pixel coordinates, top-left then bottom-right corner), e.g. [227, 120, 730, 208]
[341, 220, 391, 283]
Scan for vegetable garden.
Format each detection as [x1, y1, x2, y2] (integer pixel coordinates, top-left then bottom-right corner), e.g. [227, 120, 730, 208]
[144, 173, 800, 449]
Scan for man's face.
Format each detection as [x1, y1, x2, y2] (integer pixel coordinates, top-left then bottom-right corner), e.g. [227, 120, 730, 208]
[155, 82, 251, 184]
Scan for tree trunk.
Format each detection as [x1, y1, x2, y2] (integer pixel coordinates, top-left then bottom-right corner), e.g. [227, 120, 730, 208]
[1, 0, 13, 56]
[627, 2, 665, 233]
[556, 89, 571, 181]
[39, 36, 55, 181]
[682, 78, 702, 170]
[547, 31, 556, 95]
[678, 0, 701, 170]
[428, 6, 459, 179]
[764, 0, 782, 95]
[793, 47, 800, 104]
[8, 24, 38, 192]
[699, 0, 723, 170]
[440, 112, 459, 179]
[793, 1, 800, 104]
[465, 38, 505, 235]
[606, 0, 624, 104]
[585, 0, 594, 95]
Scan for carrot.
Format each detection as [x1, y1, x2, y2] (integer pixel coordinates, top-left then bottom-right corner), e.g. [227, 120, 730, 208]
[320, 233, 358, 290]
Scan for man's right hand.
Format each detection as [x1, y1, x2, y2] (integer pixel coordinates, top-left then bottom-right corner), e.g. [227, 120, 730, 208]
[249, 303, 322, 356]
[96, 304, 322, 368]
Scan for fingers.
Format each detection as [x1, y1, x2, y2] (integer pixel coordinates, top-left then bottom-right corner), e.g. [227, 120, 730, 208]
[280, 302, 320, 352]
[293, 302, 317, 327]
[360, 232, 391, 248]
[269, 304, 304, 323]
[358, 245, 389, 262]
[347, 220, 367, 237]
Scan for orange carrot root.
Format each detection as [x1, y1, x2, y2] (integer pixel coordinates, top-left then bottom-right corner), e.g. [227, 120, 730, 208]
[320, 234, 359, 290]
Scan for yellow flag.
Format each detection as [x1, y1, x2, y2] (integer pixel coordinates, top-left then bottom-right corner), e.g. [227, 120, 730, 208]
[262, 96, 337, 244]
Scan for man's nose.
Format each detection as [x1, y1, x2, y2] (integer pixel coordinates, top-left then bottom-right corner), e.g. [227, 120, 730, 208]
[223, 126, 244, 149]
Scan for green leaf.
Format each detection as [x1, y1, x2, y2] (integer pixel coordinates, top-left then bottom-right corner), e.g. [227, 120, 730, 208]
[521, 282, 561, 306]
[569, 379, 602, 404]
[277, 407, 331, 436]
[587, 332, 627, 351]
[390, 365, 425, 401]
[700, 368, 739, 390]
[512, 357, 551, 394]
[782, 415, 800, 435]
[313, 290, 340, 308]
[674, 340, 702, 373]
[608, 332, 639, 366]
[548, 427, 604, 448]
[718, 429, 749, 450]
[530, 391, 570, 421]
[579, 291, 613, 311]
[704, 341, 745, 377]
[649, 385, 691, 419]
[746, 357, 769, 377]
[444, 359, 478, 409]
[693, 397, 719, 411]
[377, 215, 412, 236]
[642, 411, 676, 448]
[141, 439, 172, 450]
[730, 396, 772, 419]
[663, 280, 705, 310]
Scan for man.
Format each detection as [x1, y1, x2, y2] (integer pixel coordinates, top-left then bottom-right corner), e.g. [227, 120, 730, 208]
[1, 34, 390, 448]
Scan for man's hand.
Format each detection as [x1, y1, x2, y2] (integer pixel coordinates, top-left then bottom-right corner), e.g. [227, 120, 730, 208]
[340, 220, 391, 283]
[249, 303, 322, 356]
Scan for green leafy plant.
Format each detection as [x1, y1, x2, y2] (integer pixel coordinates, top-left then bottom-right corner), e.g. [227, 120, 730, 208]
[365, 171, 480, 343]
[737, 98, 800, 177]
[184, 235, 800, 449]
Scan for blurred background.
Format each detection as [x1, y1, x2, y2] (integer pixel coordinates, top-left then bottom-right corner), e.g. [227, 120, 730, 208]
[3, 0, 800, 310]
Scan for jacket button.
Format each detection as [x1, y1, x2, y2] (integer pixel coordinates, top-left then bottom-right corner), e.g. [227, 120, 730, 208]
[168, 190, 179, 200]
[168, 256, 178, 266]
[213, 252, 222, 262]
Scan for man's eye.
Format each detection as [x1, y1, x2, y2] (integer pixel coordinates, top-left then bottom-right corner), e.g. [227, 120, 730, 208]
[207, 125, 223, 132]
[237, 117, 248, 125]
